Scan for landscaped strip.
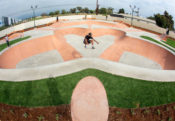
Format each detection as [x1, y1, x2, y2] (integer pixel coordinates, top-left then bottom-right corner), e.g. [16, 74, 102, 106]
[140, 36, 175, 53]
[0, 69, 175, 108]
[163, 38, 175, 48]
[0, 36, 31, 52]
[0, 26, 9, 31]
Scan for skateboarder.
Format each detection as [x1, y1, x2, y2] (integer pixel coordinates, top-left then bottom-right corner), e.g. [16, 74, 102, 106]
[5, 35, 10, 47]
[56, 16, 59, 22]
[83, 33, 99, 49]
[106, 15, 108, 20]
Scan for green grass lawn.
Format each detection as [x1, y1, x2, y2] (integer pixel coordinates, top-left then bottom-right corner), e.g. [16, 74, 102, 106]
[163, 38, 175, 48]
[0, 26, 9, 31]
[140, 36, 175, 52]
[0, 36, 31, 52]
[0, 69, 175, 108]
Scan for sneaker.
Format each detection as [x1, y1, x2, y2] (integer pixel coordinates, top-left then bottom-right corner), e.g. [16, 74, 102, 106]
[92, 46, 95, 49]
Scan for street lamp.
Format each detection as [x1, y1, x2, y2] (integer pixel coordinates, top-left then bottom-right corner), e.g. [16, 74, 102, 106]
[129, 5, 138, 26]
[135, 8, 140, 16]
[31, 5, 38, 28]
[96, 0, 99, 15]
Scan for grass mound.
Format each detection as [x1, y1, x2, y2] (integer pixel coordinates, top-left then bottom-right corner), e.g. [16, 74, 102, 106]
[164, 38, 175, 48]
[0, 69, 175, 108]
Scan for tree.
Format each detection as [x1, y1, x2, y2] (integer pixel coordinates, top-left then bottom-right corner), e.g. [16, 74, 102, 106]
[80, 8, 85, 13]
[147, 16, 155, 20]
[55, 10, 60, 15]
[154, 11, 174, 30]
[70, 8, 76, 13]
[84, 7, 89, 13]
[41, 13, 48, 17]
[76, 6, 82, 13]
[99, 8, 107, 14]
[164, 11, 174, 30]
[61, 9, 66, 14]
[154, 14, 165, 27]
[107, 7, 114, 15]
[118, 8, 125, 14]
[49, 12, 54, 16]
[89, 10, 94, 14]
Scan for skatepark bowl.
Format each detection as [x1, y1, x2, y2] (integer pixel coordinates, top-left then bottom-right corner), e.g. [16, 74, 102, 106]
[0, 20, 175, 71]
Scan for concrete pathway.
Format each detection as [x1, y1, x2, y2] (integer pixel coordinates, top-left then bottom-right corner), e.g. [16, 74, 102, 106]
[0, 58, 175, 82]
[71, 76, 109, 121]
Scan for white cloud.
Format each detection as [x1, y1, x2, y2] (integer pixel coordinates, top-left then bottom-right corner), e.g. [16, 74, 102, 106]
[0, 0, 174, 21]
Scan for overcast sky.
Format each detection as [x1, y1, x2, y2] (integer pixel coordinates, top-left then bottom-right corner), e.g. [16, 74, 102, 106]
[0, 0, 175, 21]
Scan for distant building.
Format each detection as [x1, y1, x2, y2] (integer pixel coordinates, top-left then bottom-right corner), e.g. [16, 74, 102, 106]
[2, 16, 9, 26]
[0, 20, 2, 27]
[2, 16, 18, 26]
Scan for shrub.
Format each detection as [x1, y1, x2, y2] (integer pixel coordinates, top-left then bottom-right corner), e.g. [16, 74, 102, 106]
[116, 111, 121, 114]
[56, 114, 59, 121]
[157, 109, 160, 115]
[37, 115, 44, 121]
[23, 112, 28, 118]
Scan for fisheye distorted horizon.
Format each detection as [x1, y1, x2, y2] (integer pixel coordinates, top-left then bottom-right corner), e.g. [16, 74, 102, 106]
[0, 0, 174, 21]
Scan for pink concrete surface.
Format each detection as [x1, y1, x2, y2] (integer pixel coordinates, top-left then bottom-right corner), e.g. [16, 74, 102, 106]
[100, 36, 175, 70]
[0, 35, 55, 68]
[51, 20, 129, 29]
[0, 20, 175, 70]
[71, 76, 109, 121]
[0, 35, 82, 68]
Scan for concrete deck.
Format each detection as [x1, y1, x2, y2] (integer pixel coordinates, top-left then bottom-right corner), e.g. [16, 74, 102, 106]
[0, 58, 175, 82]
[16, 50, 63, 68]
[119, 51, 162, 70]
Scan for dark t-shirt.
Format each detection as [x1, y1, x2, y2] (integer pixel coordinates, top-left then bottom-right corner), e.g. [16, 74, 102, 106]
[85, 35, 93, 40]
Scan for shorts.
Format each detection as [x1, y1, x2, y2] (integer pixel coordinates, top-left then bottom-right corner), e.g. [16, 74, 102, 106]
[87, 39, 91, 43]
[84, 39, 92, 44]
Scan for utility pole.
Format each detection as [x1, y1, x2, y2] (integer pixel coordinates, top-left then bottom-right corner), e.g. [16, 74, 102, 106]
[129, 5, 139, 26]
[31, 5, 38, 28]
[96, 0, 99, 15]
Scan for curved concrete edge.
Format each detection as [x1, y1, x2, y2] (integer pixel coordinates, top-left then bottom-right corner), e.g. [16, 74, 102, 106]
[0, 29, 54, 56]
[126, 33, 175, 55]
[0, 58, 175, 82]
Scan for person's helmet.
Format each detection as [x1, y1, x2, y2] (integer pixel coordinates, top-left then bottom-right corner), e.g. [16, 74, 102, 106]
[89, 33, 92, 36]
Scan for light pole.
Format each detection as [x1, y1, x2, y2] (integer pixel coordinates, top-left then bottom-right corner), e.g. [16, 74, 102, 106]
[129, 5, 139, 26]
[96, 0, 99, 15]
[31, 5, 38, 28]
[135, 8, 140, 16]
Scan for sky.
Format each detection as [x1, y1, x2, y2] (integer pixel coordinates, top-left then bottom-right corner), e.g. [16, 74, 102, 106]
[0, 0, 175, 21]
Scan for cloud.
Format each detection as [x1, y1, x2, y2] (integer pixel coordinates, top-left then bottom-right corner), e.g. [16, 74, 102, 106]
[0, 0, 174, 21]
[102, 0, 175, 21]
